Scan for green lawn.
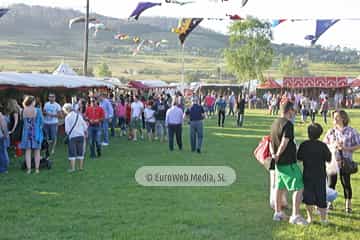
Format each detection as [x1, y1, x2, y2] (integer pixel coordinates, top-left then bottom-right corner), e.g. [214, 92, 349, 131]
[1, 110, 359, 239]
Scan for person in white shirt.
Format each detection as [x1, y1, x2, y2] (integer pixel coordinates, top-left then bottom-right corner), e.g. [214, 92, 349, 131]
[309, 98, 318, 123]
[63, 103, 88, 172]
[144, 102, 156, 141]
[165, 98, 184, 151]
[43, 93, 62, 155]
[130, 96, 144, 141]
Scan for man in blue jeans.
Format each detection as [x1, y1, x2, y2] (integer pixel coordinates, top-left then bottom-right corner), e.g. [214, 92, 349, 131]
[85, 98, 105, 158]
[43, 93, 62, 155]
[99, 93, 114, 146]
[185, 96, 205, 153]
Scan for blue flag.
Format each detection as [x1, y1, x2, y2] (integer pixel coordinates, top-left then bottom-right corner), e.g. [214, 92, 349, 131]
[0, 8, 9, 19]
[305, 19, 339, 45]
[129, 2, 162, 21]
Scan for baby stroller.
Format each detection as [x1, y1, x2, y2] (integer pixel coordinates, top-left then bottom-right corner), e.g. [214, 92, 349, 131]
[21, 138, 52, 170]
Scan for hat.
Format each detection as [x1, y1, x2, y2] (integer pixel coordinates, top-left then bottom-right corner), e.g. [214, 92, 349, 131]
[62, 103, 73, 114]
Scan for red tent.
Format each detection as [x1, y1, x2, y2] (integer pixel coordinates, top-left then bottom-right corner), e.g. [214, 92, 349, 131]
[283, 76, 349, 89]
[128, 80, 149, 89]
[257, 79, 282, 89]
[350, 78, 360, 88]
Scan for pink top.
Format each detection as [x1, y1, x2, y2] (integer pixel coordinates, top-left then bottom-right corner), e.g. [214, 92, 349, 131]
[115, 103, 126, 117]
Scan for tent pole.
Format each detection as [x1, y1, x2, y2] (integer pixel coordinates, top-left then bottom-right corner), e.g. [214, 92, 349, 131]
[83, 0, 90, 76]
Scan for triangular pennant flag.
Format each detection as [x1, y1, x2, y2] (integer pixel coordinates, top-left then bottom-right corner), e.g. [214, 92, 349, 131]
[172, 18, 203, 45]
[0, 8, 9, 18]
[305, 19, 339, 45]
[271, 19, 286, 27]
[129, 2, 162, 21]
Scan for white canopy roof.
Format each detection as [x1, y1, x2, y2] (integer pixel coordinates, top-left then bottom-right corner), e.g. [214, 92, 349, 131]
[53, 63, 78, 76]
[101, 77, 124, 87]
[0, 72, 113, 89]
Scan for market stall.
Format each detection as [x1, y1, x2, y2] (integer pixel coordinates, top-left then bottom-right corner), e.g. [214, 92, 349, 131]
[0, 71, 113, 104]
[195, 83, 244, 96]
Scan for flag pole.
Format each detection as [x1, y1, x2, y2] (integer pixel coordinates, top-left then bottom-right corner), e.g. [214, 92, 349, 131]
[83, 0, 90, 76]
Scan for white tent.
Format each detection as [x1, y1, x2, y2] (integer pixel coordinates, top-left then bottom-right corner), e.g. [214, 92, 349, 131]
[53, 63, 78, 76]
[138, 80, 170, 88]
[0, 72, 113, 90]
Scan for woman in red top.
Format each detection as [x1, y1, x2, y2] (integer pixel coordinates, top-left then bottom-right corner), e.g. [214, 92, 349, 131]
[85, 98, 104, 158]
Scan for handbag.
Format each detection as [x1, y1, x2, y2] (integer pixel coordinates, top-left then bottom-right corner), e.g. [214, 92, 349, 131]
[64, 113, 79, 145]
[339, 150, 358, 175]
[253, 135, 272, 170]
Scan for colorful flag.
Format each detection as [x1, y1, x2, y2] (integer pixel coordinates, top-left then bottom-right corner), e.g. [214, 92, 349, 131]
[271, 19, 287, 27]
[226, 14, 244, 21]
[305, 19, 340, 45]
[129, 2, 162, 21]
[172, 18, 203, 45]
[165, 0, 195, 5]
[114, 34, 130, 40]
[69, 16, 97, 29]
[0, 8, 9, 19]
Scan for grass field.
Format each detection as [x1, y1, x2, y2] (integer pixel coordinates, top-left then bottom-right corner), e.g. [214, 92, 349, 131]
[0, 109, 359, 240]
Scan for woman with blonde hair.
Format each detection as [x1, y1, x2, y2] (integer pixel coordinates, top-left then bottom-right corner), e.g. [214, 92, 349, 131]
[7, 99, 23, 157]
[19, 96, 44, 174]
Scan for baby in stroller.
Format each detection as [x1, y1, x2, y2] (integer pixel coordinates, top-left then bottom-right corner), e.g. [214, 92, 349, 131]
[21, 137, 52, 170]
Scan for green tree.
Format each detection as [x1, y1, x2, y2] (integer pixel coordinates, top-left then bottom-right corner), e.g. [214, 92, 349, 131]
[279, 55, 310, 76]
[95, 63, 112, 77]
[224, 17, 273, 84]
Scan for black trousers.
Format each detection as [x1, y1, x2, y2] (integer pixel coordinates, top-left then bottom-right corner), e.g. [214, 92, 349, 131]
[218, 110, 225, 126]
[310, 110, 316, 123]
[168, 124, 182, 151]
[328, 170, 352, 199]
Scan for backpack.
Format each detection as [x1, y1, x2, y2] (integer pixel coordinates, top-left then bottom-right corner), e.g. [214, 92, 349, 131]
[253, 135, 272, 170]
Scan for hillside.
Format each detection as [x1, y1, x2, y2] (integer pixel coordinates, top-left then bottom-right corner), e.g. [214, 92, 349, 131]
[0, 4, 359, 81]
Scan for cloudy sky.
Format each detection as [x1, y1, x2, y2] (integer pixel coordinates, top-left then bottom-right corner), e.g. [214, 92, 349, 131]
[2, 0, 360, 49]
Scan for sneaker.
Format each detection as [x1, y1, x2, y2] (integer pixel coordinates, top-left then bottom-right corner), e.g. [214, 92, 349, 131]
[273, 212, 286, 221]
[102, 142, 109, 146]
[197, 149, 201, 154]
[289, 215, 308, 225]
[345, 208, 353, 214]
[67, 169, 76, 173]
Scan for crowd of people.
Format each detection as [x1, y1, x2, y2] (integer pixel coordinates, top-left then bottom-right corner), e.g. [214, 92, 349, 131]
[0, 89, 252, 174]
[0, 90, 212, 174]
[270, 101, 360, 225]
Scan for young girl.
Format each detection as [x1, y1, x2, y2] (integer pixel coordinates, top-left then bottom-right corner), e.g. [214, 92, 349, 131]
[144, 102, 156, 141]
